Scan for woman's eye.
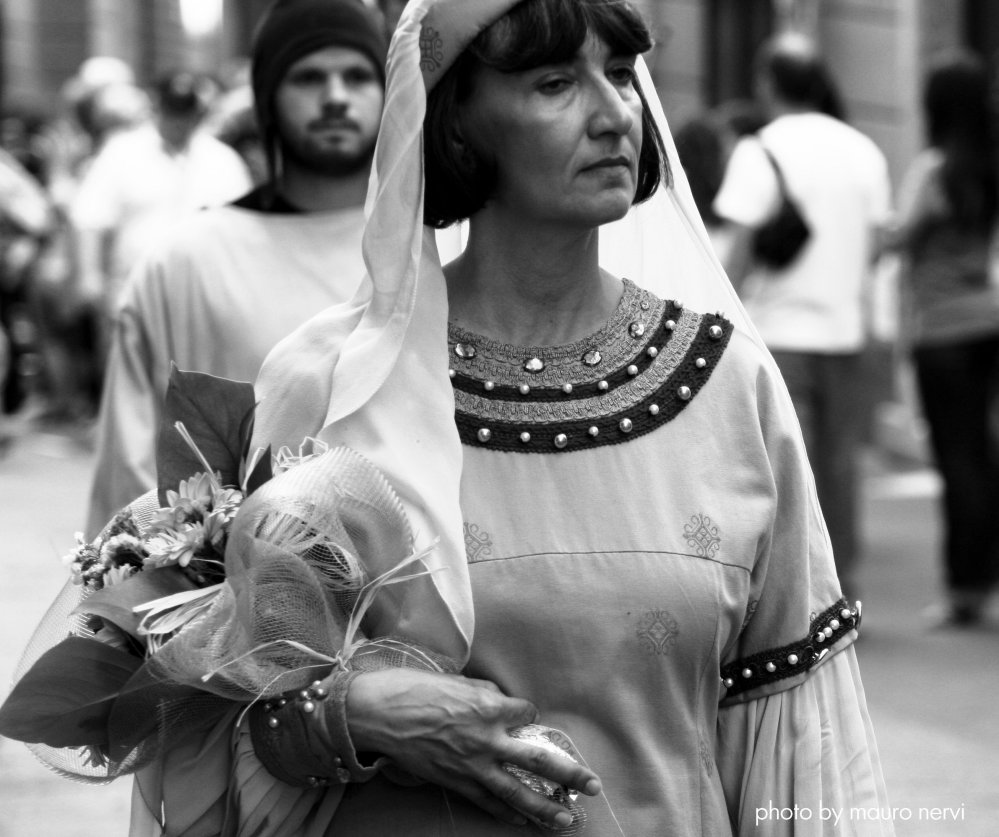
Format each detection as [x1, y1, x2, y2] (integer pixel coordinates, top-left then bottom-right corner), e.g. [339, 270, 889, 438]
[537, 77, 572, 94]
[608, 66, 637, 86]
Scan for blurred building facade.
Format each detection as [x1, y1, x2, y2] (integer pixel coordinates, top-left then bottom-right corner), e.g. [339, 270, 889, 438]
[0, 0, 995, 185]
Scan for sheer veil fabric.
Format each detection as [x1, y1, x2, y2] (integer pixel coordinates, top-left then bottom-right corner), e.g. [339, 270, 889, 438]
[251, 0, 823, 665]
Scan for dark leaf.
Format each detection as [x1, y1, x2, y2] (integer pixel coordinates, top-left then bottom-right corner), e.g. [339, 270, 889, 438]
[0, 637, 142, 747]
[157, 366, 255, 505]
[71, 567, 197, 638]
[243, 444, 273, 497]
[238, 402, 257, 463]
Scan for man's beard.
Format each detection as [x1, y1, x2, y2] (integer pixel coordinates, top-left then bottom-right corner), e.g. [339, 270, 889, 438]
[279, 133, 376, 177]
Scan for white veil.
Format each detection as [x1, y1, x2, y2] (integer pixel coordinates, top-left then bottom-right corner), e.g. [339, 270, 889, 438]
[252, 0, 806, 666]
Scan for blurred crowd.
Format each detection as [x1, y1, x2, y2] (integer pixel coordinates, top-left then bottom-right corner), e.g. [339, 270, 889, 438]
[0, 55, 262, 442]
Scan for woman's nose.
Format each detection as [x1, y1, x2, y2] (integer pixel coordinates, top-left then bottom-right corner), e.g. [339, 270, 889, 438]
[587, 79, 636, 138]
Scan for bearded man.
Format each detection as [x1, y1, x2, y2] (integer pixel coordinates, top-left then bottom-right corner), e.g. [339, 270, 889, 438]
[85, 0, 388, 535]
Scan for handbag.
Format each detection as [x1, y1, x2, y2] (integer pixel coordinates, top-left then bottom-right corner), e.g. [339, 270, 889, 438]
[752, 142, 811, 269]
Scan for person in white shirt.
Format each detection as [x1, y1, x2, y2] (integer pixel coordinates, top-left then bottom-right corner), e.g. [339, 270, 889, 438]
[84, 0, 388, 536]
[713, 34, 892, 599]
[70, 71, 252, 315]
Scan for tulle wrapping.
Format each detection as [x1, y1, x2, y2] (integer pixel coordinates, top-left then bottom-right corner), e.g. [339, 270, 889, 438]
[147, 445, 424, 702]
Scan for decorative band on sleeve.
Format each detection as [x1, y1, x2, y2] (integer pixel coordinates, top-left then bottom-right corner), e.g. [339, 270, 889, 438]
[720, 598, 861, 699]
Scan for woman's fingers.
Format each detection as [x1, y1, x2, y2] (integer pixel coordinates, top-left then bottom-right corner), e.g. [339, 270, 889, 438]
[480, 762, 579, 829]
[502, 736, 602, 797]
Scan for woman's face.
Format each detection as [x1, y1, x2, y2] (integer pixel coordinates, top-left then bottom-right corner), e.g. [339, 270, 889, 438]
[461, 33, 644, 228]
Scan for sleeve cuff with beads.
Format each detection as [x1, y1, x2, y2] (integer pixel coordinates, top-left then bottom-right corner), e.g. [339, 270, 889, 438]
[248, 668, 387, 788]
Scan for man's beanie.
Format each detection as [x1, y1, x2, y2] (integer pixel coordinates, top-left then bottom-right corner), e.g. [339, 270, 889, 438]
[251, 0, 388, 173]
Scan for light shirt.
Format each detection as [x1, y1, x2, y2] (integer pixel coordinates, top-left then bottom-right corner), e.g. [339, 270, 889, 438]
[85, 202, 368, 536]
[70, 123, 252, 303]
[714, 113, 891, 353]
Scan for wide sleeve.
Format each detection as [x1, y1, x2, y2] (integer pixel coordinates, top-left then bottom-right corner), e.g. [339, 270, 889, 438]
[717, 649, 893, 836]
[715, 354, 893, 834]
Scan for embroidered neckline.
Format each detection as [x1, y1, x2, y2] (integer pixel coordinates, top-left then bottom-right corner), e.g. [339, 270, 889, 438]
[448, 281, 733, 453]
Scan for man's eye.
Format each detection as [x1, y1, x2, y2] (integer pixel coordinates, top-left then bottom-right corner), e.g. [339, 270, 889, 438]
[289, 71, 325, 86]
[344, 69, 378, 85]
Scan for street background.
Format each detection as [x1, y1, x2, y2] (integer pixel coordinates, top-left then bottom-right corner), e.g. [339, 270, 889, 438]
[1, 422, 997, 836]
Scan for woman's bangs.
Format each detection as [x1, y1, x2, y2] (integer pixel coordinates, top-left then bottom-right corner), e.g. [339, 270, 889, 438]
[472, 0, 652, 73]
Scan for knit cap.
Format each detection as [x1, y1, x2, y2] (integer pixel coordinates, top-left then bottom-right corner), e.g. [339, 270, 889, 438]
[251, 0, 388, 174]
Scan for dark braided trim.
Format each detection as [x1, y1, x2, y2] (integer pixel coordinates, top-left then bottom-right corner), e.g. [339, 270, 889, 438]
[454, 313, 732, 453]
[720, 598, 861, 699]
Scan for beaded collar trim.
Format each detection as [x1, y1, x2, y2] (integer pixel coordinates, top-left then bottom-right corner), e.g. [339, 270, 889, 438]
[720, 598, 861, 699]
[448, 280, 733, 453]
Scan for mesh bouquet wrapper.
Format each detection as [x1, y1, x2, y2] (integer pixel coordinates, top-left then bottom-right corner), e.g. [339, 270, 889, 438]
[0, 371, 456, 834]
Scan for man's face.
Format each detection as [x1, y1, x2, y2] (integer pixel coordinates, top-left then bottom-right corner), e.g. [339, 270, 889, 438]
[273, 46, 383, 176]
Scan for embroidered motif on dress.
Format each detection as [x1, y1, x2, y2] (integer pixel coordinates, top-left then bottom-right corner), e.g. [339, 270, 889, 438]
[419, 25, 444, 71]
[683, 513, 721, 558]
[635, 608, 679, 656]
[463, 522, 494, 563]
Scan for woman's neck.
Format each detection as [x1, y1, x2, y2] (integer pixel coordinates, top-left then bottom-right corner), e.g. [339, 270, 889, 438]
[444, 216, 622, 347]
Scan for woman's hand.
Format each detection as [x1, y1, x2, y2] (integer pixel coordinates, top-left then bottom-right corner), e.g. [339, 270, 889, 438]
[346, 669, 601, 829]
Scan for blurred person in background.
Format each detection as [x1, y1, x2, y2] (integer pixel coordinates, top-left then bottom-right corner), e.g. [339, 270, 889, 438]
[84, 0, 388, 536]
[68, 68, 251, 371]
[673, 100, 767, 256]
[673, 114, 726, 233]
[0, 137, 53, 448]
[16, 59, 149, 424]
[0, 105, 54, 419]
[885, 51, 999, 627]
[712, 34, 892, 601]
[210, 85, 268, 186]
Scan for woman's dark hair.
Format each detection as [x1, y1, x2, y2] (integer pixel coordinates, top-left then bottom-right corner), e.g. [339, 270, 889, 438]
[424, 0, 669, 228]
[923, 50, 998, 232]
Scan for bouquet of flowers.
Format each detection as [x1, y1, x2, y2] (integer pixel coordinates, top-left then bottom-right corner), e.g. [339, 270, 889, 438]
[0, 368, 448, 798]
